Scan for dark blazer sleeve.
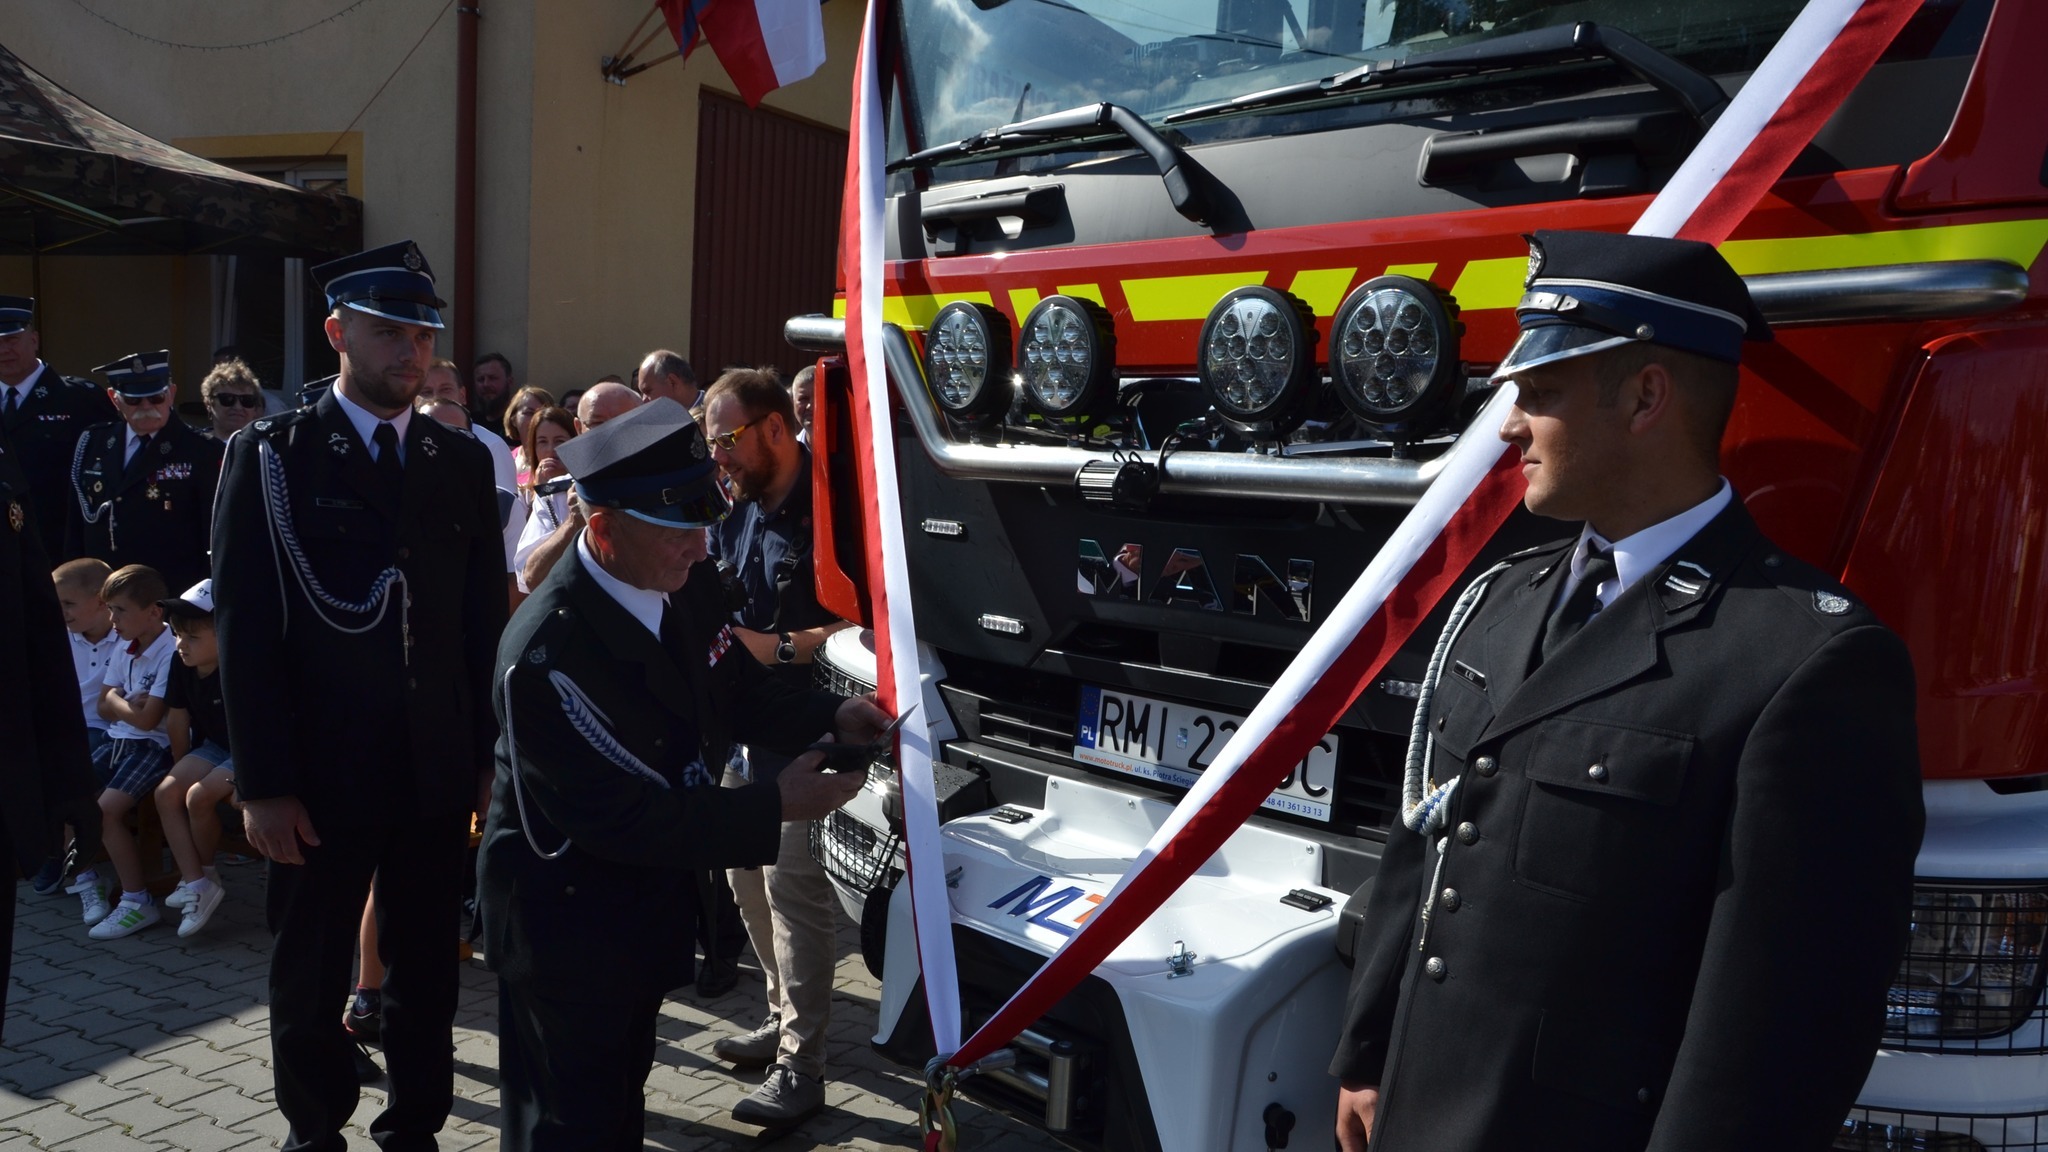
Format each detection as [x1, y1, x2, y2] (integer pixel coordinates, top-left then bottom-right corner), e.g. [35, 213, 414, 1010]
[719, 644, 845, 754]
[458, 438, 508, 777]
[3, 499, 99, 876]
[1648, 624, 1923, 1151]
[1329, 816, 1428, 1085]
[195, 435, 224, 560]
[61, 427, 87, 565]
[212, 427, 297, 801]
[500, 655, 783, 870]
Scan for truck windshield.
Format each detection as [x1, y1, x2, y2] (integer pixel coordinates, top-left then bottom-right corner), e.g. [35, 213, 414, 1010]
[893, 0, 1884, 172]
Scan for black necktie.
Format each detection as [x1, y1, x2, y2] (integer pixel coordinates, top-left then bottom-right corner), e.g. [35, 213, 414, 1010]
[2, 388, 17, 419]
[1538, 545, 1616, 667]
[373, 422, 402, 492]
[125, 433, 152, 474]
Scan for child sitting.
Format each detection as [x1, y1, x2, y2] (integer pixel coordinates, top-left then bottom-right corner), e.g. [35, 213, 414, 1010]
[153, 580, 238, 937]
[69, 565, 178, 940]
[41, 558, 117, 894]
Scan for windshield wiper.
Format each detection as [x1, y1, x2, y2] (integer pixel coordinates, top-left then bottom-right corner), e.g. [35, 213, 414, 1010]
[891, 101, 1214, 225]
[1165, 21, 1728, 130]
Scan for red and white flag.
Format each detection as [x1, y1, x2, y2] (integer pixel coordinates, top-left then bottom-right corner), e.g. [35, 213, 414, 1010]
[837, 0, 1922, 1074]
[662, 0, 826, 107]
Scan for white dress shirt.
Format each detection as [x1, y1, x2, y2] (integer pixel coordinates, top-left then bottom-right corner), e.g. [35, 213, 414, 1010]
[575, 532, 665, 639]
[1, 362, 46, 408]
[1555, 479, 1734, 612]
[332, 386, 411, 464]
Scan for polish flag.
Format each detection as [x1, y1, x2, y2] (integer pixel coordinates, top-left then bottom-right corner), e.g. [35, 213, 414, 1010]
[662, 0, 826, 107]
[836, 0, 1925, 1075]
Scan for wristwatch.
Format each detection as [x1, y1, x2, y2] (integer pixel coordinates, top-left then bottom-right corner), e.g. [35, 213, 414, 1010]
[775, 632, 797, 664]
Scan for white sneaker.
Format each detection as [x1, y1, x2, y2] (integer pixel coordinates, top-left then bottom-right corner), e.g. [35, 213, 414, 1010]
[177, 882, 225, 938]
[88, 899, 159, 940]
[66, 874, 110, 925]
[163, 881, 198, 910]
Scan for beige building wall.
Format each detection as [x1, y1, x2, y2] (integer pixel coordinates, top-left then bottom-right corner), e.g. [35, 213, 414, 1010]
[521, 0, 858, 393]
[0, 0, 857, 400]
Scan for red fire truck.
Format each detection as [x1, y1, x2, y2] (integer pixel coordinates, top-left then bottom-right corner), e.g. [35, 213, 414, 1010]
[788, 2, 2048, 1149]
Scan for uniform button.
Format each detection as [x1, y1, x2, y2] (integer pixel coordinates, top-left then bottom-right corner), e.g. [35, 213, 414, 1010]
[1587, 763, 1608, 782]
[1439, 887, 1460, 911]
[1636, 1088, 1651, 1105]
[1456, 822, 1479, 845]
[564, 886, 576, 897]
[397, 546, 410, 560]
[408, 678, 418, 690]
[653, 737, 664, 748]
[1424, 956, 1446, 981]
[1435, 714, 1446, 732]
[1473, 756, 1497, 777]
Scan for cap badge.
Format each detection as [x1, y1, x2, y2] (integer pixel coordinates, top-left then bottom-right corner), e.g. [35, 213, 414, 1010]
[328, 432, 351, 456]
[1524, 236, 1546, 288]
[1814, 590, 1852, 616]
[6, 500, 21, 533]
[403, 249, 423, 271]
[127, 356, 144, 375]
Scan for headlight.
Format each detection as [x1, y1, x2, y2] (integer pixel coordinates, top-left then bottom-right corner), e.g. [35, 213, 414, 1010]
[925, 301, 1011, 421]
[1198, 286, 1316, 437]
[1016, 295, 1115, 422]
[1330, 275, 1463, 436]
[1886, 885, 2048, 1043]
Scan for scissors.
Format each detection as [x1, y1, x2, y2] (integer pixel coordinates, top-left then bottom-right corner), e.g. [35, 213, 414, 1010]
[806, 704, 918, 770]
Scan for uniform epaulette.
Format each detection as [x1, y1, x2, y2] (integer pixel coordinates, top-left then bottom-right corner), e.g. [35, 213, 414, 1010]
[1501, 537, 1575, 564]
[246, 407, 314, 440]
[1756, 548, 1870, 626]
[515, 606, 580, 673]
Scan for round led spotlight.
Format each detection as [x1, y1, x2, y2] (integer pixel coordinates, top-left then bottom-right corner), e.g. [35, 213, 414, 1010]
[1016, 295, 1115, 422]
[924, 301, 1011, 421]
[1198, 286, 1316, 437]
[1330, 275, 1464, 435]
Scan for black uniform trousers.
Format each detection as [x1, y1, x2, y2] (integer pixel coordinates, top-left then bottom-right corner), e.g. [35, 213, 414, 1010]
[497, 982, 663, 1152]
[266, 809, 469, 1152]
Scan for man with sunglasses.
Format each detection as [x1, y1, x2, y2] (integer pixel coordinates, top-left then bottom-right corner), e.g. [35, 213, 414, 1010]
[0, 295, 117, 562]
[701, 367, 850, 1130]
[66, 351, 222, 594]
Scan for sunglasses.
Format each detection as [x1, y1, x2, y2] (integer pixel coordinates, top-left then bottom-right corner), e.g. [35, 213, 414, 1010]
[116, 393, 170, 407]
[212, 393, 262, 409]
[709, 422, 751, 451]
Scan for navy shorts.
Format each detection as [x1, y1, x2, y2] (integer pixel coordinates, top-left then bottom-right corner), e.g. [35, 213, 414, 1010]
[93, 738, 173, 798]
[188, 740, 234, 776]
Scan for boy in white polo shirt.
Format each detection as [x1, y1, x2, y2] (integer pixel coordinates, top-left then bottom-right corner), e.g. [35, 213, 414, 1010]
[37, 558, 118, 895]
[67, 564, 178, 939]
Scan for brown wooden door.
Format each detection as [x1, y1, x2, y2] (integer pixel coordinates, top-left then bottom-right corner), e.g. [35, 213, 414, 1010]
[690, 92, 848, 381]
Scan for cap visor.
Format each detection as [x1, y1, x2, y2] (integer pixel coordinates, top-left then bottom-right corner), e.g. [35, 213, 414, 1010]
[113, 384, 172, 400]
[1490, 324, 1636, 381]
[620, 487, 732, 529]
[344, 299, 447, 330]
[0, 322, 27, 336]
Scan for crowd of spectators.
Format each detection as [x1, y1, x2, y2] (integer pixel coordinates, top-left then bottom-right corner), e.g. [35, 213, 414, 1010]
[10, 327, 849, 1131]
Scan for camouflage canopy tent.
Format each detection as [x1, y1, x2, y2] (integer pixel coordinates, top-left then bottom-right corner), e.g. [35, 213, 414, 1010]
[0, 43, 359, 258]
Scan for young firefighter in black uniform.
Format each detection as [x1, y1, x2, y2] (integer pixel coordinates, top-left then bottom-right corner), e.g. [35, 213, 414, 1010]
[212, 241, 506, 1152]
[0, 294, 117, 562]
[478, 397, 880, 1152]
[0, 436, 101, 1037]
[67, 351, 223, 595]
[1330, 231, 1925, 1152]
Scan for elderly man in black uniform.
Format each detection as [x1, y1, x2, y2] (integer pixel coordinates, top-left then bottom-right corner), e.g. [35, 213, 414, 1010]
[1331, 231, 1925, 1152]
[213, 241, 505, 1152]
[66, 351, 223, 594]
[478, 397, 877, 1152]
[0, 295, 117, 562]
[0, 437, 100, 1038]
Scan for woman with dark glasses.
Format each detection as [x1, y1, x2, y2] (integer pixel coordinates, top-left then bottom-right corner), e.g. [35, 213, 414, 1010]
[200, 359, 265, 441]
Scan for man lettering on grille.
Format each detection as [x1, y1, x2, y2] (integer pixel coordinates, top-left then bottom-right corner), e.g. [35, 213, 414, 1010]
[477, 396, 879, 1152]
[212, 241, 506, 1152]
[1331, 231, 1924, 1152]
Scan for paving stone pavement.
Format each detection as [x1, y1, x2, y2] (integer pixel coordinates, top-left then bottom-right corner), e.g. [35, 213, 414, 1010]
[1, 869, 1070, 1151]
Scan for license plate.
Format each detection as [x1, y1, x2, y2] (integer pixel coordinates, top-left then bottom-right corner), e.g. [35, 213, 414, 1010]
[1073, 686, 1336, 822]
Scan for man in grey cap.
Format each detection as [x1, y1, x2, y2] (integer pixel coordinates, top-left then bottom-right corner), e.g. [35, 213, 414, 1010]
[478, 396, 880, 1151]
